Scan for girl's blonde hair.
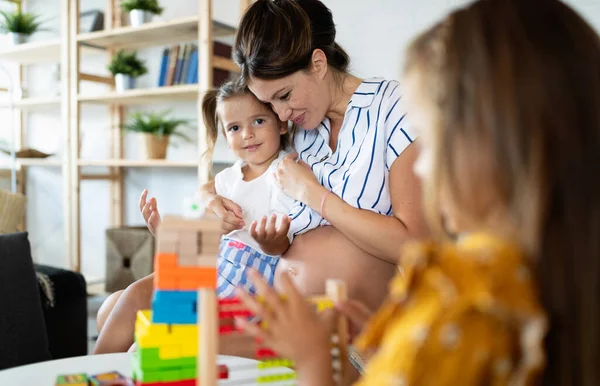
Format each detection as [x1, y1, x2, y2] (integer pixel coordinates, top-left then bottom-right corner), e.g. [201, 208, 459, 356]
[201, 80, 290, 162]
[405, 1, 600, 385]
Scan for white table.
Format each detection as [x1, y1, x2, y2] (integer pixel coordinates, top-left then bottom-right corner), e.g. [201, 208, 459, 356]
[0, 353, 295, 385]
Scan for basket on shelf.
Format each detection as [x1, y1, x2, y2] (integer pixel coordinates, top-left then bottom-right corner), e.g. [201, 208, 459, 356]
[105, 226, 155, 292]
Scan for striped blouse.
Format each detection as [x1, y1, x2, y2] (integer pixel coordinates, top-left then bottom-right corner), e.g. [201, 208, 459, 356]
[287, 77, 416, 241]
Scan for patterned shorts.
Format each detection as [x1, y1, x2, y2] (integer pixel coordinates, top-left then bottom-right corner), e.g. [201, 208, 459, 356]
[216, 238, 279, 298]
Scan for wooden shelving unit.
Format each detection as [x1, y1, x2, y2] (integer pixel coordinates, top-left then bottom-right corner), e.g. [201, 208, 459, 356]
[1, 0, 251, 272]
[78, 159, 198, 167]
[67, 0, 251, 271]
[0, 0, 71, 250]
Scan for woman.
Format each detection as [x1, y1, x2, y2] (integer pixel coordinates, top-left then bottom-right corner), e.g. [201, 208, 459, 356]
[94, 0, 427, 354]
[235, 0, 600, 384]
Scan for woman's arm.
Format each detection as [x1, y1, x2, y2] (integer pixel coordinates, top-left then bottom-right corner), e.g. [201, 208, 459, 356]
[199, 179, 245, 233]
[301, 143, 429, 264]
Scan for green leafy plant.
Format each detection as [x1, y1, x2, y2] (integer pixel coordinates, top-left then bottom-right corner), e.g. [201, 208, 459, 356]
[107, 50, 148, 77]
[0, 10, 43, 35]
[121, 0, 164, 15]
[122, 110, 193, 140]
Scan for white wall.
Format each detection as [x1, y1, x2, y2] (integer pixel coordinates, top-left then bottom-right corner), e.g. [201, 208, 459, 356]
[1, 0, 599, 281]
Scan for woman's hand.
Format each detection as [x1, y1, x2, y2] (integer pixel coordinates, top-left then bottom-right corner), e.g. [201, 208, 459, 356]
[235, 270, 334, 385]
[139, 189, 162, 236]
[275, 152, 323, 204]
[205, 193, 245, 234]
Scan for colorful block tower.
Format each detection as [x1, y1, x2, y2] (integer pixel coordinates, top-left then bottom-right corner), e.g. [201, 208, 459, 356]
[132, 215, 222, 386]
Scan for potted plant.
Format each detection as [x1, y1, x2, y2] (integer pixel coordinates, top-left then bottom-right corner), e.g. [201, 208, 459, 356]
[108, 50, 148, 92]
[121, 0, 164, 27]
[0, 10, 43, 45]
[122, 110, 192, 159]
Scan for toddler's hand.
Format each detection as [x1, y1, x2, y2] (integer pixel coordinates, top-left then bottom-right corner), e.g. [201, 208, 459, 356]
[139, 189, 162, 236]
[249, 214, 291, 243]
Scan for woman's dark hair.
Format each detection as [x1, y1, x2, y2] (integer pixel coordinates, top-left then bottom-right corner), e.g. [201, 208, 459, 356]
[234, 0, 350, 83]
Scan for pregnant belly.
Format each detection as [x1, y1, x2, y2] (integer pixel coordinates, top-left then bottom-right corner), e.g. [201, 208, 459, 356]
[275, 226, 397, 311]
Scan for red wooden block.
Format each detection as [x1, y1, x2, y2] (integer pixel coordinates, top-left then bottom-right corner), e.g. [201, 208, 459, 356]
[218, 364, 229, 379]
[135, 380, 195, 386]
[256, 347, 279, 359]
[218, 297, 242, 306]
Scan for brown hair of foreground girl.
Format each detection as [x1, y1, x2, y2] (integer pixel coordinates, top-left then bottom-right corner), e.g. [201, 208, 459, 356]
[404, 0, 599, 384]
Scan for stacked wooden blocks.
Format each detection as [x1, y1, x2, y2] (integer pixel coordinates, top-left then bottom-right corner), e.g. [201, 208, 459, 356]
[131, 216, 223, 386]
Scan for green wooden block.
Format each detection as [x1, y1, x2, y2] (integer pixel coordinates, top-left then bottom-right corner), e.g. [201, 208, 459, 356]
[134, 346, 196, 370]
[179, 366, 197, 380]
[160, 368, 185, 383]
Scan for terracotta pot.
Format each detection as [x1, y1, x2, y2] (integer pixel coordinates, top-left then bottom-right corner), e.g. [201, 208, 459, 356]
[144, 134, 169, 159]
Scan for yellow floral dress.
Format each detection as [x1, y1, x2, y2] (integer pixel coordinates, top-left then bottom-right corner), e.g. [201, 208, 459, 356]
[354, 233, 547, 386]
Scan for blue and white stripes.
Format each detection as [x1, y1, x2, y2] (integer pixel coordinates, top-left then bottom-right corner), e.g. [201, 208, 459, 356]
[287, 78, 416, 241]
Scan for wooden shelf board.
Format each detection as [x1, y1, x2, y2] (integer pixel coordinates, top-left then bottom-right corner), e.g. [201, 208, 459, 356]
[77, 17, 236, 49]
[0, 158, 63, 168]
[78, 159, 199, 167]
[0, 96, 62, 110]
[78, 84, 199, 105]
[0, 38, 61, 64]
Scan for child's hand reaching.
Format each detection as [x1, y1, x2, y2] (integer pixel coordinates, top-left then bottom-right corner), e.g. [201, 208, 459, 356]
[235, 270, 335, 386]
[139, 189, 162, 236]
[250, 214, 291, 256]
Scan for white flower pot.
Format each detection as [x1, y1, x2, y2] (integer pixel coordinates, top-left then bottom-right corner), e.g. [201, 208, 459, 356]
[8, 32, 28, 45]
[115, 73, 136, 93]
[129, 10, 152, 27]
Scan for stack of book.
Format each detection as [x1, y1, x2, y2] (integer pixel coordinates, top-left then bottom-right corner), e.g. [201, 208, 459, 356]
[157, 42, 233, 87]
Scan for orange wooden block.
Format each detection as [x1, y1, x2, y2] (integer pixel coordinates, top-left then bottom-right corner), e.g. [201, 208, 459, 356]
[154, 252, 178, 270]
[178, 277, 217, 290]
[154, 275, 177, 290]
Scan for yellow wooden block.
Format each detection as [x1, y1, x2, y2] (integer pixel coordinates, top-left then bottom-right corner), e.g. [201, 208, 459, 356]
[180, 342, 198, 358]
[169, 324, 198, 342]
[134, 310, 201, 350]
[158, 345, 182, 359]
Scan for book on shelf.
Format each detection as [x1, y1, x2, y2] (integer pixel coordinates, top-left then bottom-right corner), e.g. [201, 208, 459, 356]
[157, 42, 233, 88]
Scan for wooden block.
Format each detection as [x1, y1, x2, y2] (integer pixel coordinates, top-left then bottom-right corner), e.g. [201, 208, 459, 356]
[198, 289, 218, 386]
[155, 253, 178, 268]
[178, 254, 199, 267]
[195, 254, 218, 267]
[154, 275, 177, 290]
[179, 277, 216, 290]
[156, 238, 178, 254]
[156, 229, 180, 242]
[326, 279, 349, 386]
[161, 215, 221, 233]
[179, 230, 198, 242]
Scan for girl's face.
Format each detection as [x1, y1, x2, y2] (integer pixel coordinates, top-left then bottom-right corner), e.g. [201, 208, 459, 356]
[404, 72, 470, 235]
[405, 71, 512, 237]
[218, 94, 287, 167]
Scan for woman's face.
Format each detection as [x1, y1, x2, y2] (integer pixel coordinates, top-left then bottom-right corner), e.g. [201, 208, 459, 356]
[247, 57, 330, 131]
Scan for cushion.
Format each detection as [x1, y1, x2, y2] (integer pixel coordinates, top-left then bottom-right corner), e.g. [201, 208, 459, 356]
[0, 189, 26, 235]
[0, 232, 51, 369]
